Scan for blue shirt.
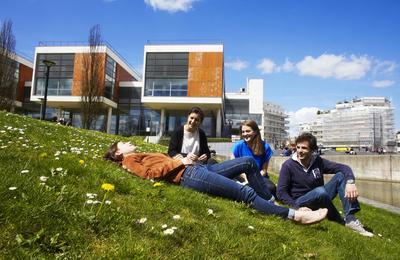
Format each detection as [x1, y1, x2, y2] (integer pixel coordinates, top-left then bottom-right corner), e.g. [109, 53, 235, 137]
[232, 140, 273, 170]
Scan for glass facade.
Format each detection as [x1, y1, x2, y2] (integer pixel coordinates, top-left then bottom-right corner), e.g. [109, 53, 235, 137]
[144, 52, 188, 96]
[225, 99, 262, 128]
[117, 86, 160, 136]
[34, 53, 74, 96]
[104, 55, 116, 99]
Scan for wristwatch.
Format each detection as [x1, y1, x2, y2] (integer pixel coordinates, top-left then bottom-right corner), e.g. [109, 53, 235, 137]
[346, 179, 355, 184]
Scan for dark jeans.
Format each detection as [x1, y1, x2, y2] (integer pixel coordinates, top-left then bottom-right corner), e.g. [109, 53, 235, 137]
[180, 156, 290, 218]
[295, 172, 361, 223]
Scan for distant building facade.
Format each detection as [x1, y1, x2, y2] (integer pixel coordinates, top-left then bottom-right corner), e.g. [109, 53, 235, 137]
[299, 115, 324, 147]
[225, 79, 264, 138]
[263, 101, 288, 149]
[301, 97, 396, 151]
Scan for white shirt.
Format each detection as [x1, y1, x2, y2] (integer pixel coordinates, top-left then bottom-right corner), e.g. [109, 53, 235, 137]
[181, 129, 200, 155]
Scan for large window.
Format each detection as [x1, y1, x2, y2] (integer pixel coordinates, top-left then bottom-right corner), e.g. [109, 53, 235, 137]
[34, 54, 75, 96]
[144, 52, 188, 96]
[104, 55, 116, 99]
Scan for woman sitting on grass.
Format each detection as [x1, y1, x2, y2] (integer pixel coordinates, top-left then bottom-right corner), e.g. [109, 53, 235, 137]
[104, 141, 328, 225]
[232, 120, 277, 197]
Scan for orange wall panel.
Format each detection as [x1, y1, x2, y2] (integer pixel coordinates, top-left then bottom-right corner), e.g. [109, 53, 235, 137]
[16, 63, 33, 102]
[72, 53, 106, 96]
[115, 64, 136, 101]
[188, 52, 223, 97]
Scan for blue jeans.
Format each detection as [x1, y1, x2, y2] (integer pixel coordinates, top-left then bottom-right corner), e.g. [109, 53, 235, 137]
[180, 156, 291, 219]
[295, 172, 361, 223]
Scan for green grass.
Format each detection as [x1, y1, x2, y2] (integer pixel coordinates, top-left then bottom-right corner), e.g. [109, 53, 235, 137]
[0, 111, 399, 259]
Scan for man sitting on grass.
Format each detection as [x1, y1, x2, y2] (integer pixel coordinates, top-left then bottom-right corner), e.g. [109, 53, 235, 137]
[277, 132, 373, 237]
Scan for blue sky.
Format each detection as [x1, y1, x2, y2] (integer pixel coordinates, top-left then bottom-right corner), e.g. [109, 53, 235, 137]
[1, 0, 399, 135]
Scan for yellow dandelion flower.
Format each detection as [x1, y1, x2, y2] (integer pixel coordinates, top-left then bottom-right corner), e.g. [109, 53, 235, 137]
[153, 182, 163, 187]
[40, 152, 48, 158]
[79, 159, 85, 165]
[101, 183, 115, 191]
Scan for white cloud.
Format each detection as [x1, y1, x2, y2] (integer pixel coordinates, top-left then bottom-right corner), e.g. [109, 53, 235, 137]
[225, 59, 249, 71]
[372, 80, 395, 88]
[373, 60, 397, 75]
[144, 0, 197, 13]
[287, 107, 320, 137]
[280, 58, 294, 72]
[296, 54, 371, 80]
[257, 58, 277, 74]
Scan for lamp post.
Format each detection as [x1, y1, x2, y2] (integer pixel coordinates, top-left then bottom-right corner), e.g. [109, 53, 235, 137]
[40, 59, 56, 120]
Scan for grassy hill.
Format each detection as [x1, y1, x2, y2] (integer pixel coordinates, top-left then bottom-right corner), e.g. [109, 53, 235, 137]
[0, 111, 399, 259]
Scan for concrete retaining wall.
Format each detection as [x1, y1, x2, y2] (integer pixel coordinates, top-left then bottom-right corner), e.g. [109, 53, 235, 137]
[269, 155, 400, 182]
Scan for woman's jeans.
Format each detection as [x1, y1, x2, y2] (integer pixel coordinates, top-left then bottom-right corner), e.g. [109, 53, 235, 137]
[180, 156, 290, 219]
[295, 172, 361, 223]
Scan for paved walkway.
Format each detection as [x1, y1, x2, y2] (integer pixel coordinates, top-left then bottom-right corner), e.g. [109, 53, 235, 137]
[358, 197, 400, 215]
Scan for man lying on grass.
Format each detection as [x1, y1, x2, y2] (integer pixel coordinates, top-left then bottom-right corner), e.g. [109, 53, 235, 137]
[277, 132, 373, 237]
[105, 141, 327, 225]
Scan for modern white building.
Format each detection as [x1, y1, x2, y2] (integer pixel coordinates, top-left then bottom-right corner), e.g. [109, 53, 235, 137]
[263, 101, 288, 149]
[299, 114, 325, 147]
[225, 79, 264, 138]
[16, 42, 272, 141]
[303, 97, 396, 151]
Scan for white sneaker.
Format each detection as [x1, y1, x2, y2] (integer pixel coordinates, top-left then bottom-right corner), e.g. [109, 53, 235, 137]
[345, 219, 374, 237]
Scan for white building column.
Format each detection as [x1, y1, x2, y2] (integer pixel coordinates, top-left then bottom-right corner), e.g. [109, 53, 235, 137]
[106, 107, 113, 134]
[160, 109, 166, 136]
[216, 108, 221, 137]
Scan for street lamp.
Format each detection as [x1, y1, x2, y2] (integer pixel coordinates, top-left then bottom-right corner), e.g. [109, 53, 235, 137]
[40, 59, 56, 120]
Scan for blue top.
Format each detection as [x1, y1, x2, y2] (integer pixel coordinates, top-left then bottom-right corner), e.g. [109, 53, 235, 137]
[232, 140, 273, 170]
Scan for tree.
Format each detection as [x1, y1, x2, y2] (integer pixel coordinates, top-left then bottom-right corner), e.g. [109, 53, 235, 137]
[0, 19, 17, 112]
[80, 25, 104, 129]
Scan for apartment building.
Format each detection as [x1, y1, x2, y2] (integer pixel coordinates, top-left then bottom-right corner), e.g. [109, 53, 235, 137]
[302, 97, 396, 151]
[263, 101, 288, 149]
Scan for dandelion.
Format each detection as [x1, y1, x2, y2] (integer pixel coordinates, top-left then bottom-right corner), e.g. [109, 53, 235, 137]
[20, 170, 29, 174]
[207, 209, 214, 215]
[161, 224, 168, 229]
[96, 183, 115, 217]
[163, 228, 175, 235]
[172, 215, 181, 220]
[9, 187, 17, 190]
[138, 217, 147, 224]
[101, 183, 115, 191]
[153, 182, 162, 187]
[39, 176, 49, 182]
[39, 152, 48, 158]
[79, 159, 85, 165]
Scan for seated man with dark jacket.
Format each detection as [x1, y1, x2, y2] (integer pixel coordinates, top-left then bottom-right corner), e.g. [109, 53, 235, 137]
[277, 132, 373, 237]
